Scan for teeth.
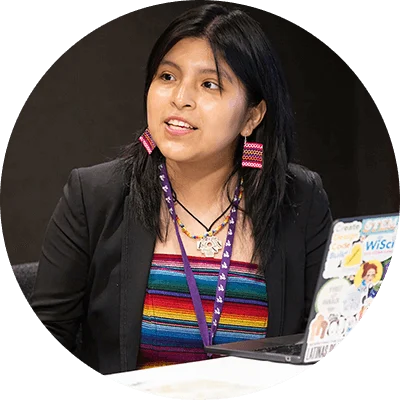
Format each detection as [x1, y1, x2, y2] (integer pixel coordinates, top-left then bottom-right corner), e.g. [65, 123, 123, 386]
[167, 119, 193, 129]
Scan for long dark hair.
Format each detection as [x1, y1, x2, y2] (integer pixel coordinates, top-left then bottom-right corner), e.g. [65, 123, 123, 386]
[120, 3, 295, 275]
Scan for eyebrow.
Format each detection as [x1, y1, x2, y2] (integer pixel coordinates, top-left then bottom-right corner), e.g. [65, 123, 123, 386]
[159, 60, 233, 84]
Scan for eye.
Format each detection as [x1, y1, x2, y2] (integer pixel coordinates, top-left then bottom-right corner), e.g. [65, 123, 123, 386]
[160, 73, 175, 81]
[202, 81, 221, 90]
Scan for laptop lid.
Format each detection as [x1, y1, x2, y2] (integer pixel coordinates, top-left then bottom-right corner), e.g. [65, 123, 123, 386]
[301, 213, 398, 363]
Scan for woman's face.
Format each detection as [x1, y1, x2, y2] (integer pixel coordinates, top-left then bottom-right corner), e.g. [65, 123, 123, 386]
[147, 37, 260, 165]
[364, 268, 376, 284]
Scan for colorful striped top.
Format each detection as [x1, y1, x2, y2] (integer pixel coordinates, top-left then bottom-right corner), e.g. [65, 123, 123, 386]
[136, 253, 268, 369]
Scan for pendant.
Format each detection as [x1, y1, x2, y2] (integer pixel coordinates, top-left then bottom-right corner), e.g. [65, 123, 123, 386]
[197, 236, 223, 258]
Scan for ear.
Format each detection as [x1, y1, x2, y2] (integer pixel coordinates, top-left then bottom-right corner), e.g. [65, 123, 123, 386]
[241, 100, 267, 137]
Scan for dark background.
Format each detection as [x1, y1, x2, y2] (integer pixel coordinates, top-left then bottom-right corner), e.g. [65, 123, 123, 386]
[1, 1, 398, 265]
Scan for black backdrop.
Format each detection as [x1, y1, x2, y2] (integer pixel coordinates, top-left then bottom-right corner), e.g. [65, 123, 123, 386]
[1, 1, 398, 265]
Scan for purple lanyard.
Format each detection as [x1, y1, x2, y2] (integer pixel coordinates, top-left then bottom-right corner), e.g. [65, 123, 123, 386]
[158, 164, 241, 347]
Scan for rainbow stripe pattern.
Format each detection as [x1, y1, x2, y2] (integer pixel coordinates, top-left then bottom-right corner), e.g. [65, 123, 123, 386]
[136, 253, 268, 369]
[242, 142, 263, 169]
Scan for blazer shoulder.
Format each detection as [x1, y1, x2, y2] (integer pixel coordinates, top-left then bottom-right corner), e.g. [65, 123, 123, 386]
[287, 163, 324, 191]
[286, 163, 330, 214]
[74, 159, 129, 198]
[66, 159, 130, 218]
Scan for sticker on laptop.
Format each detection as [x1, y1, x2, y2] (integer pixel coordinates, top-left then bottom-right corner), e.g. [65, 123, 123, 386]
[305, 277, 357, 362]
[353, 260, 383, 290]
[315, 278, 350, 316]
[306, 278, 354, 343]
[381, 257, 391, 280]
[323, 221, 362, 278]
[356, 216, 397, 258]
[323, 216, 398, 279]
[304, 215, 398, 363]
[362, 233, 395, 261]
[304, 341, 339, 363]
[362, 216, 398, 235]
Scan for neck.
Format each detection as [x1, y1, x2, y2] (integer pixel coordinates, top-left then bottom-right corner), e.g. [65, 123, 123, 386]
[165, 158, 237, 214]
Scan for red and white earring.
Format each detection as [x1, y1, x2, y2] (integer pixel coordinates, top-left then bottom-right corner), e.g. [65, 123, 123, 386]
[241, 135, 263, 169]
[139, 128, 157, 155]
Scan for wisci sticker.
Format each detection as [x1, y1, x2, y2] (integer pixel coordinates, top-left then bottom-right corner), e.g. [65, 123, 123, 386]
[362, 234, 396, 261]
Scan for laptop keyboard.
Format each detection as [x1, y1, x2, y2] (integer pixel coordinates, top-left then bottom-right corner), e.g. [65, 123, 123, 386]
[254, 343, 302, 356]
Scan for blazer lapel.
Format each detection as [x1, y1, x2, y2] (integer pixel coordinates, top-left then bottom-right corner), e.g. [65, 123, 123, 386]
[119, 196, 156, 371]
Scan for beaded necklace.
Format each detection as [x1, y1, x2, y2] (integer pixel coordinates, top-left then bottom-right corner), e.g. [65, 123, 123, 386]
[174, 181, 243, 257]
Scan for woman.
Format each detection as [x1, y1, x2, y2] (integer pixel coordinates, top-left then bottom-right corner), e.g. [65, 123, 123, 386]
[31, 3, 332, 374]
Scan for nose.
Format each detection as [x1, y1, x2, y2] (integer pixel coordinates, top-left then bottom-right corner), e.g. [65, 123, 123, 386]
[172, 80, 196, 110]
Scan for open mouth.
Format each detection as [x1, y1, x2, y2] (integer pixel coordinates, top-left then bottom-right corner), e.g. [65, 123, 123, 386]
[165, 119, 198, 131]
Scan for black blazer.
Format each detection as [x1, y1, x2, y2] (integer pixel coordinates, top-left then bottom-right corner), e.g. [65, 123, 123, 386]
[31, 159, 332, 374]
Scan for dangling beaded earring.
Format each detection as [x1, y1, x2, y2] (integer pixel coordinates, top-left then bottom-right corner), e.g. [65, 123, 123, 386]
[241, 135, 263, 169]
[139, 128, 157, 155]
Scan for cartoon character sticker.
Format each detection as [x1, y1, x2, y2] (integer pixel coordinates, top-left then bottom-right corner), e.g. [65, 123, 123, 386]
[353, 260, 383, 320]
[354, 260, 383, 293]
[327, 315, 345, 337]
[308, 314, 328, 343]
[329, 313, 358, 339]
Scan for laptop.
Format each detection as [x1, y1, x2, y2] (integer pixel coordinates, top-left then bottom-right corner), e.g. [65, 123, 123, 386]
[204, 213, 398, 364]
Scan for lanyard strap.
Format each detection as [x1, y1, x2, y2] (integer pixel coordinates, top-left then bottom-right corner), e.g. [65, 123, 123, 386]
[158, 164, 242, 347]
